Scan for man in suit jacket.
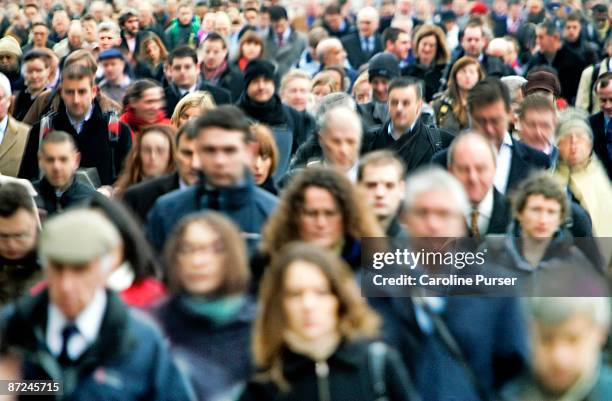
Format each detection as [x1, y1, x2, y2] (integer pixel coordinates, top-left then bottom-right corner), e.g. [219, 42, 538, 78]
[588, 72, 612, 179]
[448, 132, 511, 237]
[122, 125, 200, 222]
[262, 6, 307, 79]
[341, 7, 383, 70]
[362, 77, 454, 173]
[0, 71, 30, 177]
[432, 77, 550, 194]
[164, 46, 231, 117]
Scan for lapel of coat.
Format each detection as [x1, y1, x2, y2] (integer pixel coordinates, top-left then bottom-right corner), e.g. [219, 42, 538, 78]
[487, 189, 510, 234]
[0, 118, 19, 160]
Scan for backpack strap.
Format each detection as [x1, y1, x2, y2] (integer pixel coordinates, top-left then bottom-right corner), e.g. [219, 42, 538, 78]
[426, 125, 443, 153]
[368, 341, 389, 401]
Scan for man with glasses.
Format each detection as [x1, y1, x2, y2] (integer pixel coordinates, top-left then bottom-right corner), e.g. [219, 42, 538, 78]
[433, 77, 550, 194]
[0, 182, 41, 306]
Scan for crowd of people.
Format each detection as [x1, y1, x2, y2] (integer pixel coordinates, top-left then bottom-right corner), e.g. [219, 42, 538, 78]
[0, 0, 611, 399]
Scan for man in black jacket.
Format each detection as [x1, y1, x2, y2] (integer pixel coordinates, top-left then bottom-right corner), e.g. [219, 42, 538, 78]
[362, 77, 454, 173]
[588, 72, 612, 179]
[340, 7, 383, 70]
[236, 60, 315, 183]
[199, 32, 244, 101]
[122, 121, 200, 222]
[432, 77, 550, 194]
[526, 19, 589, 104]
[164, 46, 231, 117]
[34, 131, 96, 216]
[19, 64, 132, 186]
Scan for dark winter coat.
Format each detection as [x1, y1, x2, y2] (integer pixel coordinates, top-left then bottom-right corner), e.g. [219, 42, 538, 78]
[237, 339, 418, 401]
[34, 176, 97, 216]
[149, 294, 256, 401]
[19, 100, 132, 185]
[362, 119, 454, 173]
[145, 172, 278, 253]
[402, 61, 447, 102]
[0, 289, 195, 401]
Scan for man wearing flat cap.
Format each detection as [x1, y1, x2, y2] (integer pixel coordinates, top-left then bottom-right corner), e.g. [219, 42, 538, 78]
[98, 48, 131, 104]
[236, 59, 315, 183]
[0, 36, 24, 93]
[0, 209, 195, 400]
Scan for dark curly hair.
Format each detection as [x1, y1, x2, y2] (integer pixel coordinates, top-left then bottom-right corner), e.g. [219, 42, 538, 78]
[260, 167, 382, 253]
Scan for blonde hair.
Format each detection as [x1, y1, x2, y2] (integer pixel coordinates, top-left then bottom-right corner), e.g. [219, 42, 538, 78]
[171, 91, 216, 127]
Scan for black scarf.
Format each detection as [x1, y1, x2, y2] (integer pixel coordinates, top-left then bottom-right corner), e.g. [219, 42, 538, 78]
[237, 92, 285, 126]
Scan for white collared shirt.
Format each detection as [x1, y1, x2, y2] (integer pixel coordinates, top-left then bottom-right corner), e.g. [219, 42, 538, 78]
[46, 289, 107, 361]
[67, 107, 94, 134]
[493, 132, 513, 195]
[179, 83, 198, 97]
[469, 187, 494, 235]
[346, 162, 358, 183]
[0, 115, 8, 145]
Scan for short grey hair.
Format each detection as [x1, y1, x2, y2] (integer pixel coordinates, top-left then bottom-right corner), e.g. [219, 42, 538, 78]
[313, 92, 356, 123]
[0, 72, 11, 98]
[98, 21, 120, 36]
[318, 106, 362, 138]
[501, 75, 527, 101]
[316, 37, 343, 63]
[403, 167, 470, 216]
[526, 297, 611, 327]
[280, 69, 312, 93]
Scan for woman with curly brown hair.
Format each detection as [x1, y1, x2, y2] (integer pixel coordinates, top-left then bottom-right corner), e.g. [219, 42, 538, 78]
[251, 167, 382, 288]
[238, 242, 417, 401]
[432, 56, 485, 134]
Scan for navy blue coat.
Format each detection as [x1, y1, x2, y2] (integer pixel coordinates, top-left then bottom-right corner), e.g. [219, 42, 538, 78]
[371, 296, 528, 401]
[149, 294, 256, 401]
[0, 290, 195, 401]
[145, 173, 278, 252]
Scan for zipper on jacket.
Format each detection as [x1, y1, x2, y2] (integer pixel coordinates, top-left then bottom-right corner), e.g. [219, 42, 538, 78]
[315, 360, 331, 401]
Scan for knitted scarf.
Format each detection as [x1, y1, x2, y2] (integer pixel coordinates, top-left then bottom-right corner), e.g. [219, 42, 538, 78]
[237, 92, 285, 126]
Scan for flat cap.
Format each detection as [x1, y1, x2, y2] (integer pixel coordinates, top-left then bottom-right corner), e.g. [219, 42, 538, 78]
[39, 209, 121, 265]
[98, 48, 125, 62]
[0, 36, 22, 57]
[525, 70, 562, 98]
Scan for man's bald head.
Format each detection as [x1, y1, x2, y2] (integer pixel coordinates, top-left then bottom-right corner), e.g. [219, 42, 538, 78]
[448, 132, 497, 204]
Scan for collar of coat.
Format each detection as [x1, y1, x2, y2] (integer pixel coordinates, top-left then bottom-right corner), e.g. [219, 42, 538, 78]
[195, 170, 258, 210]
[3, 289, 135, 374]
[280, 339, 369, 378]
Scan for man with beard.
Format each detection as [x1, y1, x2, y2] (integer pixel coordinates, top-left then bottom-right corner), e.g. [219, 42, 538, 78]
[237, 60, 315, 183]
[0, 36, 23, 93]
[118, 9, 142, 64]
